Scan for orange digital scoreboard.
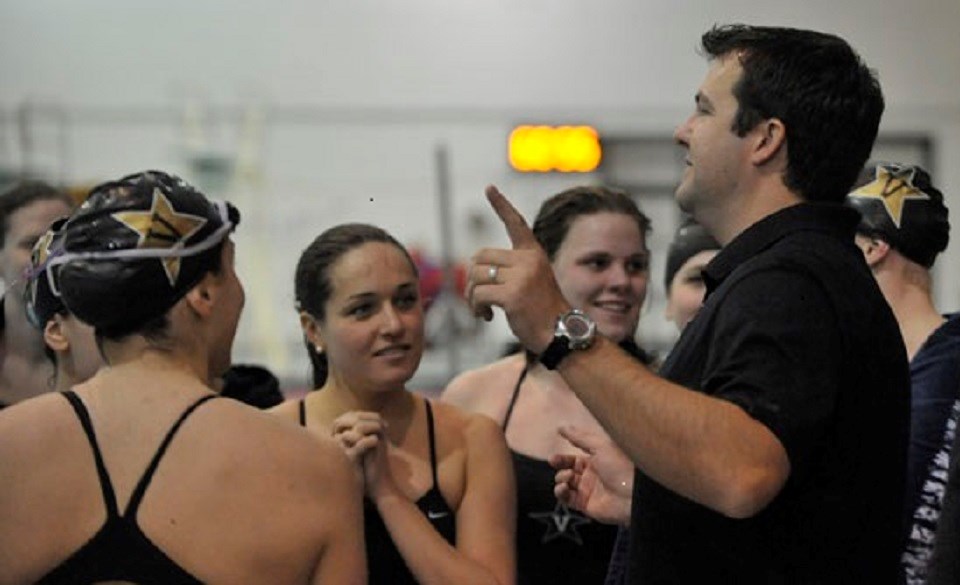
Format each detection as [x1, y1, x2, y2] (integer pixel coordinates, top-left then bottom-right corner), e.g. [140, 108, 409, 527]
[508, 125, 601, 173]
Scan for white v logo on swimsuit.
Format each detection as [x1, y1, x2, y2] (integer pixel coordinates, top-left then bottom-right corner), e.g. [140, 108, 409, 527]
[427, 510, 449, 520]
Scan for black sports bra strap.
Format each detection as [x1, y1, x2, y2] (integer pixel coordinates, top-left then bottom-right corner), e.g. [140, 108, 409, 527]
[61, 391, 119, 517]
[502, 363, 529, 431]
[299, 399, 306, 427]
[125, 394, 218, 516]
[424, 399, 440, 488]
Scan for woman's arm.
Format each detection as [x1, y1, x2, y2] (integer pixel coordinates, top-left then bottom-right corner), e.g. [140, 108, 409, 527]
[372, 411, 516, 585]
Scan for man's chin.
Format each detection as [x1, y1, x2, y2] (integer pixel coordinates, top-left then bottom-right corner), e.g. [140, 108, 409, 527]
[675, 189, 694, 214]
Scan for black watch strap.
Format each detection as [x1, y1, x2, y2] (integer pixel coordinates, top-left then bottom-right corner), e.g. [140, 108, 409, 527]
[539, 336, 571, 370]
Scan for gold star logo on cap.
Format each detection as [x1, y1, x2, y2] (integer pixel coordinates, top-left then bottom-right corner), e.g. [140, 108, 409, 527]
[112, 188, 208, 285]
[849, 165, 930, 228]
[33, 231, 55, 265]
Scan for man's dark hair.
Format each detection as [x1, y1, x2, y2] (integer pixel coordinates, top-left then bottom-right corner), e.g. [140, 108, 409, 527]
[701, 24, 885, 203]
[0, 181, 72, 245]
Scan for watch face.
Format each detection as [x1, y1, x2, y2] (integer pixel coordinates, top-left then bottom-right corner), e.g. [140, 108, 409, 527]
[564, 313, 593, 338]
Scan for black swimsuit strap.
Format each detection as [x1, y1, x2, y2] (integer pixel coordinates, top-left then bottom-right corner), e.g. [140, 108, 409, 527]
[62, 390, 120, 517]
[424, 399, 440, 488]
[125, 394, 218, 516]
[503, 340, 649, 432]
[502, 361, 530, 431]
[301, 396, 440, 488]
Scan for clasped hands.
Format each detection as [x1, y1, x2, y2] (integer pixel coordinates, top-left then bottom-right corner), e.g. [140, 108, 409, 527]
[331, 411, 396, 500]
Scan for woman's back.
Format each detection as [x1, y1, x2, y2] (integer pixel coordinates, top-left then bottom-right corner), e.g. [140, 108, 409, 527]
[0, 373, 364, 585]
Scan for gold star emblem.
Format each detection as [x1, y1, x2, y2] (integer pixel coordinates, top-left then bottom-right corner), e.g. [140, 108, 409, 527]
[849, 165, 931, 228]
[33, 231, 56, 266]
[112, 188, 208, 285]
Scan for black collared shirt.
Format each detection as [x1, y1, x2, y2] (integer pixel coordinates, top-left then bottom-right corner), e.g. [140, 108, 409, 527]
[628, 203, 909, 584]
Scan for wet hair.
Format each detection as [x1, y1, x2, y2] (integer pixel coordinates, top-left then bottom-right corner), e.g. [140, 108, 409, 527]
[846, 163, 949, 268]
[532, 185, 651, 261]
[295, 223, 417, 388]
[700, 24, 884, 203]
[52, 170, 239, 343]
[664, 216, 720, 290]
[0, 181, 73, 246]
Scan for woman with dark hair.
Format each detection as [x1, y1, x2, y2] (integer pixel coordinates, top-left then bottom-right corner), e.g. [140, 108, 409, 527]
[552, 214, 719, 584]
[0, 171, 365, 584]
[0, 180, 74, 407]
[272, 222, 515, 585]
[22, 217, 103, 392]
[443, 186, 652, 584]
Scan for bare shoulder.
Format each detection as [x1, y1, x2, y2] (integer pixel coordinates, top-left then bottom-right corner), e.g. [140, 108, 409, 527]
[268, 397, 303, 426]
[0, 393, 76, 457]
[205, 398, 351, 483]
[184, 398, 360, 576]
[440, 353, 526, 419]
[428, 399, 508, 450]
[427, 400, 511, 507]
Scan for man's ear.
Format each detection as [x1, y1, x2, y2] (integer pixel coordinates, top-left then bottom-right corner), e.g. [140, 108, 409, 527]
[300, 311, 325, 352]
[750, 118, 787, 167]
[44, 314, 70, 352]
[184, 272, 217, 319]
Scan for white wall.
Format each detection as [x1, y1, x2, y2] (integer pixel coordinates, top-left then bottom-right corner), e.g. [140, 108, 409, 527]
[3, 0, 959, 387]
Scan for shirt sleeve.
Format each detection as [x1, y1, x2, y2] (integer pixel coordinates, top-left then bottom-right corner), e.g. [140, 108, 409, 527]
[701, 266, 843, 482]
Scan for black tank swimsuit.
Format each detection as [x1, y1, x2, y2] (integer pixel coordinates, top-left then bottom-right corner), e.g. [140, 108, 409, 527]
[37, 390, 215, 584]
[299, 398, 456, 584]
[505, 366, 620, 585]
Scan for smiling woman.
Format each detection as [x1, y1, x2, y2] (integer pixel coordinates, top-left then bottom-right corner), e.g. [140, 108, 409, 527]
[442, 185, 652, 584]
[271, 223, 516, 585]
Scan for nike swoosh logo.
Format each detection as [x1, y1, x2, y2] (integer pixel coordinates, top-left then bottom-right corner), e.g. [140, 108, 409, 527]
[427, 510, 449, 520]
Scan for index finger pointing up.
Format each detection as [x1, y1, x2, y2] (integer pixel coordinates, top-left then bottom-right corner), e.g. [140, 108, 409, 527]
[485, 185, 538, 250]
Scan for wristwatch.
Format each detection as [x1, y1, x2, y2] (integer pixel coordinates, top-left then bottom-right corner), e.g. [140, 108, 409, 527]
[539, 309, 597, 370]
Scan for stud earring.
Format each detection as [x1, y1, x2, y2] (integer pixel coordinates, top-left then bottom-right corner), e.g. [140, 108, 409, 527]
[314, 344, 324, 354]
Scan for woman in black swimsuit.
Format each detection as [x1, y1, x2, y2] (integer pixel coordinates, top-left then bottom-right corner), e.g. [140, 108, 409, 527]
[0, 171, 365, 584]
[443, 186, 652, 584]
[272, 223, 515, 585]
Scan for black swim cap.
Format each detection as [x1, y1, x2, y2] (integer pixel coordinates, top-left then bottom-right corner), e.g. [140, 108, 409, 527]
[846, 163, 949, 268]
[23, 217, 69, 329]
[52, 171, 240, 338]
[664, 216, 720, 290]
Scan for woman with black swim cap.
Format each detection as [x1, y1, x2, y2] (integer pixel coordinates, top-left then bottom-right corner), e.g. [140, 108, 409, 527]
[22, 216, 102, 392]
[0, 170, 365, 584]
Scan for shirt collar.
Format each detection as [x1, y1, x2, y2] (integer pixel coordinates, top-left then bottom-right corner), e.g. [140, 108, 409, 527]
[702, 203, 861, 294]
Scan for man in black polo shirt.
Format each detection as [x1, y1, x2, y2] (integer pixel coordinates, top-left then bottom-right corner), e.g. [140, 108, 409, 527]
[468, 24, 909, 583]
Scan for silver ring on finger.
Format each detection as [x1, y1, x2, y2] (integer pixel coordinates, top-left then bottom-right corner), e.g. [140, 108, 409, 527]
[487, 264, 499, 284]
